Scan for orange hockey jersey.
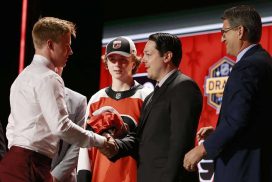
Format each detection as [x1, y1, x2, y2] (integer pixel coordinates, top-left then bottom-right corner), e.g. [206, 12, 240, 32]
[86, 82, 151, 182]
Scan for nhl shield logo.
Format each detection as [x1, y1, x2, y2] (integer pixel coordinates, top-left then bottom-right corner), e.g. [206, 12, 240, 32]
[113, 40, 122, 49]
[204, 57, 235, 113]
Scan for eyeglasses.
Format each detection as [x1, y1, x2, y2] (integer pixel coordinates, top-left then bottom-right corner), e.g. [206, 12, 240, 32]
[221, 26, 239, 35]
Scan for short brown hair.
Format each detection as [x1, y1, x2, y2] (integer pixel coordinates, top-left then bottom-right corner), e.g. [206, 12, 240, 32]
[221, 5, 262, 44]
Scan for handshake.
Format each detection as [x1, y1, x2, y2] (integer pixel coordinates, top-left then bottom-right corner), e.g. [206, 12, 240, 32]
[98, 132, 119, 158]
[87, 106, 129, 158]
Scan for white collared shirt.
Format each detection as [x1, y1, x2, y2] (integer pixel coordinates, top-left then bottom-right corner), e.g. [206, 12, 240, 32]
[157, 69, 177, 87]
[236, 44, 257, 63]
[6, 55, 105, 158]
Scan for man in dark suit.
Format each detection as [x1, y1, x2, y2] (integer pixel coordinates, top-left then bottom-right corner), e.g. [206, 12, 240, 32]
[100, 33, 203, 182]
[183, 5, 272, 182]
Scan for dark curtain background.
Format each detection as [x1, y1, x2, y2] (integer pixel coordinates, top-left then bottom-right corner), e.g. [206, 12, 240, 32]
[0, 0, 102, 144]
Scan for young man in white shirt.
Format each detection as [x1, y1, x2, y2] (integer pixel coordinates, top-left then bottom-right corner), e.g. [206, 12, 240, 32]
[0, 17, 107, 182]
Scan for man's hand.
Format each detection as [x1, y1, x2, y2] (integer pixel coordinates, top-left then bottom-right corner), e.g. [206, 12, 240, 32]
[183, 143, 207, 172]
[98, 132, 119, 158]
[196, 126, 214, 141]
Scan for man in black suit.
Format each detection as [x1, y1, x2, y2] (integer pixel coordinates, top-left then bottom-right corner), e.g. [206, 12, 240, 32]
[100, 33, 203, 182]
[183, 5, 272, 182]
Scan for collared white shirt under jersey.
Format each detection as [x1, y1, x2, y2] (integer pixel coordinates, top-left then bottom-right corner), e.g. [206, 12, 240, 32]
[236, 44, 257, 63]
[6, 55, 105, 158]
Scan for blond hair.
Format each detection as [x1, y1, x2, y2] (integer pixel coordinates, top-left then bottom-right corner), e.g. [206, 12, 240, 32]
[32, 17, 76, 49]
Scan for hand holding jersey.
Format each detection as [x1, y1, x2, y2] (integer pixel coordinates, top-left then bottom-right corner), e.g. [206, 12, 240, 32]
[87, 106, 122, 158]
[87, 106, 129, 139]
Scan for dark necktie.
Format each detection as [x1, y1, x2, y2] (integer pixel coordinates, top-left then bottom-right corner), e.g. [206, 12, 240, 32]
[145, 85, 159, 109]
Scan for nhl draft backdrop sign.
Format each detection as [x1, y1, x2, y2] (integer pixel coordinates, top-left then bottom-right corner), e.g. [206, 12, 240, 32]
[204, 57, 235, 114]
[99, 25, 272, 181]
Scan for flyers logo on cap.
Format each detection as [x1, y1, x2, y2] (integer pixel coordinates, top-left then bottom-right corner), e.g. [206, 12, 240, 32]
[113, 40, 122, 49]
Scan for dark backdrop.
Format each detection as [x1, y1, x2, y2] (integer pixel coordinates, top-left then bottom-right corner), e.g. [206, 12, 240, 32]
[0, 0, 102, 140]
[0, 1, 23, 131]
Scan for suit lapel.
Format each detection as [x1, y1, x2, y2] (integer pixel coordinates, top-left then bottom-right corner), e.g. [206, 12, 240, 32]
[241, 44, 261, 59]
[138, 71, 180, 133]
[236, 44, 262, 67]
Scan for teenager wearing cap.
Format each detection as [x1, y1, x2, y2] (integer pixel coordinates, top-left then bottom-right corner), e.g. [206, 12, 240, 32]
[77, 36, 152, 182]
[101, 33, 203, 182]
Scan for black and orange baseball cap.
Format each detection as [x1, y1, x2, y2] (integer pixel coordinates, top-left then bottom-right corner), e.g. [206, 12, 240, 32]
[105, 36, 137, 57]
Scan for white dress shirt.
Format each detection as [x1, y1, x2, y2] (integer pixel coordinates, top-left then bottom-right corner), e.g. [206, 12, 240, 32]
[157, 68, 177, 87]
[51, 87, 87, 182]
[6, 55, 105, 158]
[236, 44, 257, 63]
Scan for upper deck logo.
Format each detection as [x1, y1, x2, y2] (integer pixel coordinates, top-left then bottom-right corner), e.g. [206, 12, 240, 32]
[204, 57, 235, 113]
